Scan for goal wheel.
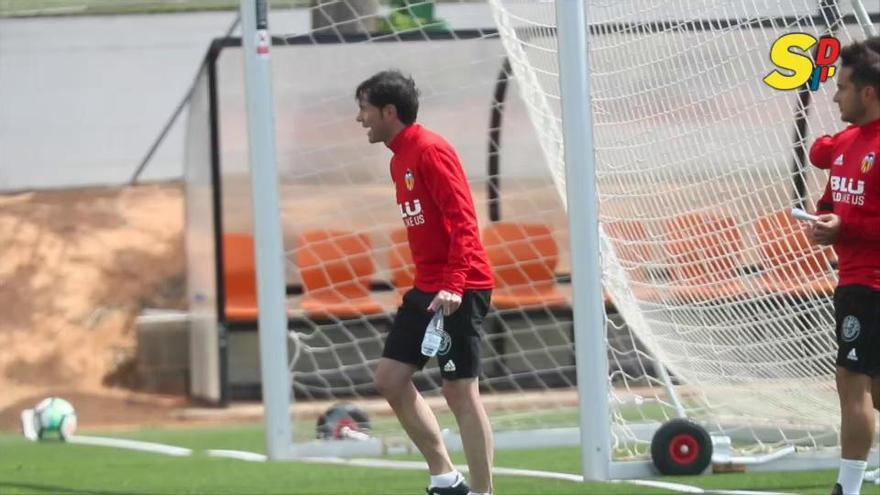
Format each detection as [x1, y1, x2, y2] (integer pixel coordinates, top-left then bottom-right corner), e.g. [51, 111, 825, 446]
[651, 419, 713, 475]
[316, 403, 371, 440]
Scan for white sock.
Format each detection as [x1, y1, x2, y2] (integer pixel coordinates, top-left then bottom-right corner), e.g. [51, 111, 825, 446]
[430, 470, 463, 488]
[864, 467, 880, 484]
[837, 458, 867, 495]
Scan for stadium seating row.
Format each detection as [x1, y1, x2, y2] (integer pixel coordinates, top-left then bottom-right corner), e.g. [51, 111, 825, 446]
[222, 222, 566, 322]
[610, 210, 836, 302]
[222, 211, 836, 323]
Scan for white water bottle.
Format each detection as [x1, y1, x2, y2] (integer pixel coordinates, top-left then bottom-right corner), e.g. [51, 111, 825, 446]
[421, 312, 444, 357]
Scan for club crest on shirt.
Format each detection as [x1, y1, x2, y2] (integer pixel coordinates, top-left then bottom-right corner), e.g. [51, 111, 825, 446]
[404, 169, 415, 191]
[861, 152, 875, 174]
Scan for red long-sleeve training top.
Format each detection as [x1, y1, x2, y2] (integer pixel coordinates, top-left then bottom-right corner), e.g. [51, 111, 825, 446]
[388, 124, 494, 295]
[810, 118, 880, 289]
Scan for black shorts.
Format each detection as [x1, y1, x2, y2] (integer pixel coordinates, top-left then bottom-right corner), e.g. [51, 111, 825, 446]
[383, 288, 491, 380]
[834, 285, 880, 377]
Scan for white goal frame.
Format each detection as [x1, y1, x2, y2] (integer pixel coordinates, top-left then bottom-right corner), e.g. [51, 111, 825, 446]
[227, 0, 880, 482]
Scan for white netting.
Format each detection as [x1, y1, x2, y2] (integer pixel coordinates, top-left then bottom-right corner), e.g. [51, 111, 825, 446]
[489, 0, 877, 456]
[212, 2, 583, 448]
[188, 0, 878, 465]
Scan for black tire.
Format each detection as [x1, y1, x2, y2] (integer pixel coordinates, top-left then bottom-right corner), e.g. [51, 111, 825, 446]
[650, 419, 713, 475]
[316, 403, 371, 440]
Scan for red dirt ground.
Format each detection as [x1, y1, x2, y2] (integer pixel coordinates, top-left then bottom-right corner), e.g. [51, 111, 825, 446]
[0, 182, 191, 432]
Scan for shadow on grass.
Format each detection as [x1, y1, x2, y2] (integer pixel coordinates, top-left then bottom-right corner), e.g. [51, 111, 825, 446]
[0, 481, 157, 495]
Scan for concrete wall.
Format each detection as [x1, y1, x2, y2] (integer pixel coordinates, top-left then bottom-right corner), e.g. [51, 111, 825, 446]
[0, 12, 239, 190]
[2, 4, 875, 192]
[0, 5, 493, 192]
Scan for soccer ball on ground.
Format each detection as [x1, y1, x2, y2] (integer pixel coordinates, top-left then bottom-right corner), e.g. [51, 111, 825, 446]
[31, 397, 77, 441]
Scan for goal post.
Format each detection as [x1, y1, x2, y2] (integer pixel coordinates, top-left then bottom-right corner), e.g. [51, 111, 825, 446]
[238, 0, 294, 461]
[182, 0, 880, 479]
[555, 0, 610, 481]
[485, 0, 878, 478]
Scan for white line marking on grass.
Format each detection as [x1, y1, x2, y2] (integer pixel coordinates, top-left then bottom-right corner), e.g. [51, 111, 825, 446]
[303, 457, 795, 495]
[706, 491, 796, 495]
[301, 457, 425, 470]
[619, 479, 703, 493]
[301, 457, 584, 482]
[206, 449, 267, 462]
[491, 466, 584, 483]
[618, 480, 795, 495]
[62, 438, 797, 495]
[67, 435, 192, 457]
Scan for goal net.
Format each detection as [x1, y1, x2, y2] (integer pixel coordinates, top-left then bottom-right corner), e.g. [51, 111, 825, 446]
[490, 0, 876, 465]
[184, 0, 879, 477]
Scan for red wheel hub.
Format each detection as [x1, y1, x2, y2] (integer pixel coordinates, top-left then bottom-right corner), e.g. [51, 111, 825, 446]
[668, 433, 700, 465]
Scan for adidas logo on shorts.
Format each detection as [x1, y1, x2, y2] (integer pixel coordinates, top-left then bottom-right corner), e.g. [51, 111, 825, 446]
[847, 348, 858, 361]
[443, 360, 457, 372]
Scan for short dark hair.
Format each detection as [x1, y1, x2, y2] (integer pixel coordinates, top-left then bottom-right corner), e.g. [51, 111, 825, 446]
[840, 36, 880, 93]
[355, 70, 420, 125]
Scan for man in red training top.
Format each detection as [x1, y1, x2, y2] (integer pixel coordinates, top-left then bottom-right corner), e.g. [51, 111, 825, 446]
[355, 70, 495, 495]
[808, 37, 880, 495]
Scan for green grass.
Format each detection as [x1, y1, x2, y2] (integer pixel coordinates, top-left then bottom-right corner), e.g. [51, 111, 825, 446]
[0, 427, 840, 495]
[0, 432, 670, 495]
[91, 400, 680, 449]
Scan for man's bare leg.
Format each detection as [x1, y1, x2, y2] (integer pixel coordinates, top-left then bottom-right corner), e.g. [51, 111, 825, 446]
[443, 378, 494, 494]
[374, 358, 455, 475]
[871, 377, 879, 412]
[839, 368, 875, 459]
[864, 377, 880, 485]
[835, 367, 874, 494]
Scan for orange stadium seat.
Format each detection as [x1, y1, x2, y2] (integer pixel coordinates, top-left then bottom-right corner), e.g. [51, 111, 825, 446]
[222, 232, 259, 322]
[482, 222, 568, 310]
[297, 229, 384, 319]
[664, 214, 750, 301]
[756, 210, 836, 298]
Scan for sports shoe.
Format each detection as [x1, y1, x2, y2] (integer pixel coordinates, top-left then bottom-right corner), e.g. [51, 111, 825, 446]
[426, 479, 470, 495]
[829, 483, 842, 495]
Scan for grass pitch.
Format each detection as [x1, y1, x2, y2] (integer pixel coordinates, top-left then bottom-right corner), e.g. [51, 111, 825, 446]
[0, 426, 839, 494]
